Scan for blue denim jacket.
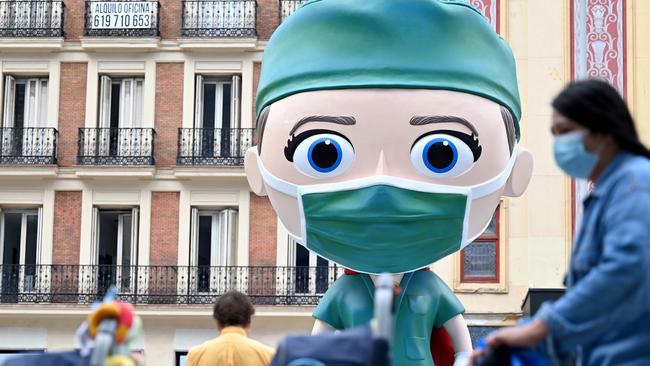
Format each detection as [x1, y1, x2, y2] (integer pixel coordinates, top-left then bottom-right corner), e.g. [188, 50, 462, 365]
[536, 152, 650, 366]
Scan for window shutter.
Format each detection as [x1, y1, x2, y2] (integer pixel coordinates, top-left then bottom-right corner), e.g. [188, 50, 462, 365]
[91, 207, 100, 264]
[36, 207, 43, 265]
[288, 235, 296, 267]
[215, 82, 224, 130]
[134, 78, 144, 128]
[194, 75, 204, 128]
[3, 75, 16, 128]
[192, 76, 205, 158]
[189, 207, 199, 267]
[0, 208, 5, 265]
[119, 78, 134, 128]
[220, 209, 238, 266]
[24, 79, 38, 128]
[38, 79, 48, 128]
[98, 75, 112, 129]
[231, 75, 241, 128]
[131, 207, 139, 265]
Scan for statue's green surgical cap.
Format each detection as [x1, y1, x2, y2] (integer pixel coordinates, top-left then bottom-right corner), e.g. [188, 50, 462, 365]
[256, 0, 522, 138]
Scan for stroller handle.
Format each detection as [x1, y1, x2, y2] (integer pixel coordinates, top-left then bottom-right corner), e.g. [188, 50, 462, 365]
[373, 273, 395, 347]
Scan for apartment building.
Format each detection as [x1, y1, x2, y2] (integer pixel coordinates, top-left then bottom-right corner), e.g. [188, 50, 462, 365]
[0, 0, 649, 365]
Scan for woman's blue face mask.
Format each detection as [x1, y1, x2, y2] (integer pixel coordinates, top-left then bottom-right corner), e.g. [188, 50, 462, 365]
[553, 130, 599, 179]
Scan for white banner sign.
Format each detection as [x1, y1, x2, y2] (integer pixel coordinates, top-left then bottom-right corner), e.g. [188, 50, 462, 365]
[90, 2, 154, 29]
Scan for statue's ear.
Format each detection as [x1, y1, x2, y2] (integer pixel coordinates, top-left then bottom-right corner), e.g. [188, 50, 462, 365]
[504, 147, 533, 197]
[244, 147, 267, 196]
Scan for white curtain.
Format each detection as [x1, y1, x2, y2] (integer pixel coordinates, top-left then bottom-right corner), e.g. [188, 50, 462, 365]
[97, 75, 113, 157]
[190, 75, 205, 157]
[118, 78, 145, 157]
[2, 75, 16, 129]
[217, 208, 238, 266]
[22, 79, 49, 156]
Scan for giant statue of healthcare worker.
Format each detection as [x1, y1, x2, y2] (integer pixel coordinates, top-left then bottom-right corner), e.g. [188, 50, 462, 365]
[245, 0, 533, 365]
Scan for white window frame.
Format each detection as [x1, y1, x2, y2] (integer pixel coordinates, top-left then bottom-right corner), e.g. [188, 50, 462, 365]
[453, 200, 509, 293]
[3, 76, 48, 129]
[89, 207, 140, 295]
[288, 237, 334, 296]
[0, 208, 43, 294]
[190, 75, 241, 157]
[2, 75, 16, 129]
[2, 76, 49, 157]
[189, 207, 238, 294]
[97, 76, 145, 157]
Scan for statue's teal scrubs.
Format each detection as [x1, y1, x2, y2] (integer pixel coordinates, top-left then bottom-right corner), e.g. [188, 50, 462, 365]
[313, 270, 464, 366]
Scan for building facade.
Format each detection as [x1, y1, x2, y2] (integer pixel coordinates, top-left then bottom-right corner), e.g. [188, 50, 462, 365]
[0, 0, 649, 365]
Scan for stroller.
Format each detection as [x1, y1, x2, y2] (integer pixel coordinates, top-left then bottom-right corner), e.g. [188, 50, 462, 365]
[2, 286, 142, 366]
[270, 274, 395, 366]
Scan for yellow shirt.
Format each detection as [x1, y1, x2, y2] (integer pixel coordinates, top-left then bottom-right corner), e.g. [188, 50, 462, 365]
[186, 326, 275, 366]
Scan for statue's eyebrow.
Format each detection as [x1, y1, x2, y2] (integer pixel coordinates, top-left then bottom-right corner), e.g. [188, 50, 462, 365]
[410, 115, 479, 137]
[290, 115, 356, 135]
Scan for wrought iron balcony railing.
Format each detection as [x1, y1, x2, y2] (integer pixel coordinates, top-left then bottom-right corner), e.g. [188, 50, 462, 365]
[182, 1, 257, 37]
[84, 1, 159, 37]
[0, 265, 343, 305]
[0, 0, 64, 37]
[279, 0, 305, 22]
[177, 128, 253, 166]
[77, 128, 155, 165]
[0, 127, 57, 165]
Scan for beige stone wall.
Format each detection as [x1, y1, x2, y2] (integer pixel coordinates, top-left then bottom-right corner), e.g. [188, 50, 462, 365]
[433, 0, 573, 318]
[0, 309, 314, 366]
[628, 0, 650, 146]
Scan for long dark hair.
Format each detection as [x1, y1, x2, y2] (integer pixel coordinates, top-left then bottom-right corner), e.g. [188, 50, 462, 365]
[552, 79, 650, 159]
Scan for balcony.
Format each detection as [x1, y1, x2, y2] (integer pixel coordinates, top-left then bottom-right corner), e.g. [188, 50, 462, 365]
[77, 128, 155, 166]
[0, 265, 342, 305]
[182, 1, 257, 37]
[0, 127, 57, 165]
[279, 0, 305, 23]
[0, 1, 64, 37]
[84, 0, 159, 37]
[177, 128, 253, 166]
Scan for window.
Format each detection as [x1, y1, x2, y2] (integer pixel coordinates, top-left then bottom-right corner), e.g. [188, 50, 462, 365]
[0, 208, 42, 301]
[460, 208, 499, 283]
[3, 76, 48, 129]
[97, 75, 145, 156]
[0, 0, 55, 30]
[280, 0, 307, 22]
[184, 1, 256, 31]
[2, 76, 49, 157]
[189, 75, 241, 158]
[288, 238, 332, 295]
[189, 208, 238, 293]
[91, 208, 139, 295]
[99, 76, 144, 130]
[175, 351, 187, 366]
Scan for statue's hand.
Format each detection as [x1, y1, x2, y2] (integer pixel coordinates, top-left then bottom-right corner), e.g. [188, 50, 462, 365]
[453, 351, 471, 366]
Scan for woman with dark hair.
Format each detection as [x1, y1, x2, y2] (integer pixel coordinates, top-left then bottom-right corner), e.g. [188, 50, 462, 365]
[472, 80, 650, 365]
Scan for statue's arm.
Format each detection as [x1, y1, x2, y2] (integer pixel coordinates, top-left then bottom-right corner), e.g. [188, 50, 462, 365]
[443, 314, 473, 366]
[311, 319, 336, 335]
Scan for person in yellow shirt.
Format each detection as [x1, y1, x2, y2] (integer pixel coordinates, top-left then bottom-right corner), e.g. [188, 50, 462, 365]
[186, 291, 275, 366]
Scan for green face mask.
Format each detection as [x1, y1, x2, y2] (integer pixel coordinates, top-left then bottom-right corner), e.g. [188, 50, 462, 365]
[302, 185, 468, 273]
[256, 150, 517, 274]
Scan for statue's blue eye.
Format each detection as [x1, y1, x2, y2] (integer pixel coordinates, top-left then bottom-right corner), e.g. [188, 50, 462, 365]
[422, 138, 458, 173]
[293, 133, 354, 178]
[411, 133, 476, 178]
[308, 137, 343, 173]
